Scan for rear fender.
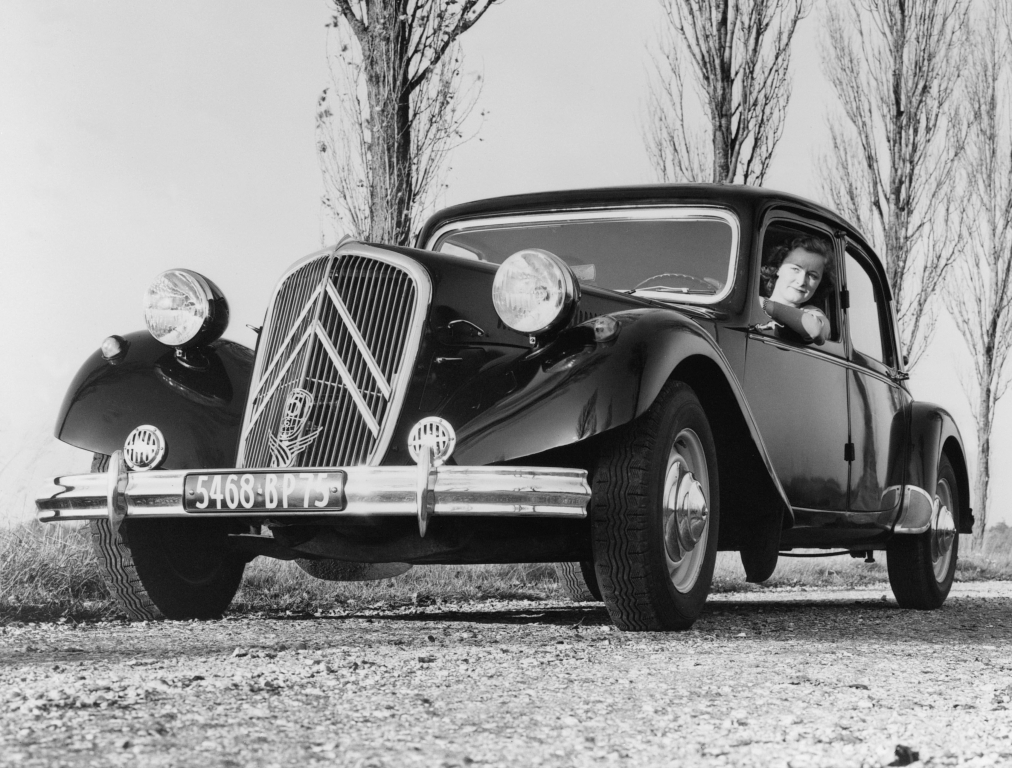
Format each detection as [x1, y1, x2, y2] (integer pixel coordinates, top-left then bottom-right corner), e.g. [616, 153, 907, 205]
[56, 331, 254, 469]
[893, 403, 972, 534]
[452, 308, 793, 523]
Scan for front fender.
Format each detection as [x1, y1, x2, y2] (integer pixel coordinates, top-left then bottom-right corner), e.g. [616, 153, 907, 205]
[451, 308, 791, 515]
[894, 402, 972, 534]
[56, 331, 254, 469]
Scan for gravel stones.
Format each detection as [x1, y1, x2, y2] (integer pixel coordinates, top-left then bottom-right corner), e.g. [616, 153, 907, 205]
[1, 583, 1011, 766]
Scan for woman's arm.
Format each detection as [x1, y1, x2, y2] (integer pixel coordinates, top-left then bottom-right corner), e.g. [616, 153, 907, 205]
[761, 299, 829, 345]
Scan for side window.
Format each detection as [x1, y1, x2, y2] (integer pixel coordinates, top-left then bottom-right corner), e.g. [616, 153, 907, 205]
[844, 249, 889, 365]
[759, 222, 840, 342]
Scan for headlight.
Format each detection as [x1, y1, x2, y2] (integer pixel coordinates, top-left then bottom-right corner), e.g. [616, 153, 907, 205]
[492, 249, 578, 335]
[143, 269, 229, 348]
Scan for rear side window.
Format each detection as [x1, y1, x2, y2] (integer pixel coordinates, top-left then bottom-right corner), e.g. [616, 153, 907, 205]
[844, 249, 888, 365]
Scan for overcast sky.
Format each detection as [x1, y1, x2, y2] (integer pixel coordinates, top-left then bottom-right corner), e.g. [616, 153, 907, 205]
[0, 1, 1001, 525]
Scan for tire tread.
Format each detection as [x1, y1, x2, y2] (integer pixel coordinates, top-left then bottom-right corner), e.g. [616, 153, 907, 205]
[554, 562, 601, 602]
[87, 454, 162, 621]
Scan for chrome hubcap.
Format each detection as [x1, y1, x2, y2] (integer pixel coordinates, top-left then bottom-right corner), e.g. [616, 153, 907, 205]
[931, 478, 956, 582]
[662, 428, 710, 592]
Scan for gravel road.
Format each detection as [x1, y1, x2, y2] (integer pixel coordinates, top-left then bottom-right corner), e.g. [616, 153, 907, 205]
[2, 582, 1011, 768]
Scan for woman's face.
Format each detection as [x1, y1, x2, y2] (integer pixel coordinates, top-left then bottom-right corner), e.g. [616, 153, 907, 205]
[771, 247, 826, 307]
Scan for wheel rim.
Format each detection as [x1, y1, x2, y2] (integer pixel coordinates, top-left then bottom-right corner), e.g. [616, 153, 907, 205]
[931, 478, 956, 582]
[661, 428, 710, 593]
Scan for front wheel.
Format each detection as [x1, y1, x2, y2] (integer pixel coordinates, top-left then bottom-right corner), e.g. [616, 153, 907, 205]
[89, 454, 247, 621]
[886, 453, 959, 609]
[590, 381, 719, 631]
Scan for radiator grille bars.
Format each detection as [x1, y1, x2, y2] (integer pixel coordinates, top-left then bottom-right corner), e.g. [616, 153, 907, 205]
[239, 251, 422, 469]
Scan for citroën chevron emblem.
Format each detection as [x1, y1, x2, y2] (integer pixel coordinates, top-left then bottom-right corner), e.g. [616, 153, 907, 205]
[268, 388, 322, 468]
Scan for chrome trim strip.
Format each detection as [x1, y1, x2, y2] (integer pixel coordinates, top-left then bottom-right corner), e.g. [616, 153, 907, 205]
[314, 322, 381, 437]
[247, 283, 324, 405]
[244, 326, 315, 436]
[107, 450, 129, 533]
[425, 205, 741, 307]
[415, 444, 436, 536]
[296, 253, 335, 387]
[748, 333, 849, 367]
[748, 333, 903, 388]
[36, 465, 591, 522]
[325, 280, 391, 399]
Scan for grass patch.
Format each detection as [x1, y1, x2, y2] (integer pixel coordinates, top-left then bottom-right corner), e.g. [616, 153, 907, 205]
[0, 522, 562, 623]
[233, 559, 559, 615]
[2, 521, 1012, 623]
[0, 522, 112, 623]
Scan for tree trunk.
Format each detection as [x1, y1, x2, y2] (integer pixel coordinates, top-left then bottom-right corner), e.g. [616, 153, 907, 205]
[712, 0, 733, 183]
[884, 1, 908, 315]
[972, 373, 993, 551]
[360, 1, 413, 245]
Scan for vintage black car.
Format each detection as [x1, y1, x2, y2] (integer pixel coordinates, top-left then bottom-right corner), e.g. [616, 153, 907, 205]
[37, 185, 971, 630]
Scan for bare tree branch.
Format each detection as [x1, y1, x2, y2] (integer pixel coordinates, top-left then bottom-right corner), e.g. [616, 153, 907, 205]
[819, 0, 970, 365]
[331, 0, 367, 38]
[319, 0, 501, 245]
[407, 0, 498, 93]
[945, 0, 1012, 549]
[645, 0, 809, 185]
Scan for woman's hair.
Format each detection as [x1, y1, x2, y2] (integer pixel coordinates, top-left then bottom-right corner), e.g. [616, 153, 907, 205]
[760, 234, 836, 304]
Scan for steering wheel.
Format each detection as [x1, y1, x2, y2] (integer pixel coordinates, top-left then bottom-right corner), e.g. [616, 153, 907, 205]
[634, 273, 717, 292]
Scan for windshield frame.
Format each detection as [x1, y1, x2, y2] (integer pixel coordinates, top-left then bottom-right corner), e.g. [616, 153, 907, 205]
[423, 205, 741, 306]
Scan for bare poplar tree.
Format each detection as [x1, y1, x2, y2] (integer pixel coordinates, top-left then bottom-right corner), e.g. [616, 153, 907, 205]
[819, 0, 969, 365]
[645, 0, 809, 185]
[316, 0, 500, 246]
[947, 0, 1012, 550]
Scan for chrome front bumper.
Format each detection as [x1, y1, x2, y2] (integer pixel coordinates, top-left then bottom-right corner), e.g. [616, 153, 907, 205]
[36, 451, 591, 536]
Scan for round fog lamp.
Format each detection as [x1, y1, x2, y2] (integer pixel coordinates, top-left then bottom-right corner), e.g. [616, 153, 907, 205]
[492, 249, 577, 335]
[143, 269, 229, 348]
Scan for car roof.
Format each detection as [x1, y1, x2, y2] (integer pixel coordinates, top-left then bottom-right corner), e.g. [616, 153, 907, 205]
[417, 182, 888, 299]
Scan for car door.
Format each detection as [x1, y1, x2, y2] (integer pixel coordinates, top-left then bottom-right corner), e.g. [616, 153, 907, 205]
[842, 243, 911, 511]
[743, 216, 850, 511]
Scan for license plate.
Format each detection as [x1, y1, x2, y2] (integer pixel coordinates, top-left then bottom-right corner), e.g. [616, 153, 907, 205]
[183, 471, 346, 512]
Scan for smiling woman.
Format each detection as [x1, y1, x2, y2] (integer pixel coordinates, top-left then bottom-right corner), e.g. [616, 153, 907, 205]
[758, 227, 836, 345]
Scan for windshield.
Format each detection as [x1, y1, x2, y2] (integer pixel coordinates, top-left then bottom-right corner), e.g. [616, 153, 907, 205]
[428, 207, 738, 303]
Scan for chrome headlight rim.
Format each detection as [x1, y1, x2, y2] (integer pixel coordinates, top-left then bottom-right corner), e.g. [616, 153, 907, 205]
[143, 268, 229, 349]
[492, 248, 579, 336]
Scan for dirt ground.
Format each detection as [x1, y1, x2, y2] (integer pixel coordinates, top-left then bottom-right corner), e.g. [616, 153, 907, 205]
[2, 582, 1011, 768]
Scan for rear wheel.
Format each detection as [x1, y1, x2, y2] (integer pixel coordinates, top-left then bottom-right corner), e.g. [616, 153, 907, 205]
[554, 561, 602, 602]
[89, 454, 247, 621]
[887, 453, 959, 609]
[590, 381, 719, 631]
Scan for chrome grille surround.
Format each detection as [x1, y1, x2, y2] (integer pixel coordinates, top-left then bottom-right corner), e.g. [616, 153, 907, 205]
[237, 243, 431, 469]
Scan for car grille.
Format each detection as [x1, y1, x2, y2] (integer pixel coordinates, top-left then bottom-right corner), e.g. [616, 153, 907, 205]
[237, 249, 427, 469]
